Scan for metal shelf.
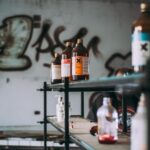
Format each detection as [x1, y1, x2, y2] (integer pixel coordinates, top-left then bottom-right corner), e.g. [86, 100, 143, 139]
[44, 73, 144, 93]
[47, 116, 130, 150]
[40, 73, 145, 150]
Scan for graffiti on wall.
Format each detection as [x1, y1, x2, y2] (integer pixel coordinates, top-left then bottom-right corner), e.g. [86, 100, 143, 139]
[32, 19, 101, 68]
[0, 15, 101, 71]
[0, 15, 33, 71]
[0, 15, 131, 75]
[105, 52, 131, 76]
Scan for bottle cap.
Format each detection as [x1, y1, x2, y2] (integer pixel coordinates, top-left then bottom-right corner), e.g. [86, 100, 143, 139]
[66, 41, 72, 47]
[77, 38, 83, 44]
[54, 53, 59, 58]
[140, 3, 150, 12]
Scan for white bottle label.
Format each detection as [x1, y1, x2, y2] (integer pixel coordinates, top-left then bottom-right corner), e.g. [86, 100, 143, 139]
[56, 104, 64, 122]
[82, 56, 89, 75]
[61, 59, 71, 77]
[51, 64, 61, 80]
[132, 31, 150, 66]
[56, 97, 64, 122]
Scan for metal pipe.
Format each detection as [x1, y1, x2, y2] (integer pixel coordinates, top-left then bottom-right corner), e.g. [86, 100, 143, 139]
[122, 95, 127, 133]
[43, 82, 47, 150]
[64, 78, 70, 150]
[81, 91, 84, 117]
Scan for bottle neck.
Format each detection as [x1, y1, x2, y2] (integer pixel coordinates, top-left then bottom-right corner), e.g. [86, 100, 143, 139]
[137, 105, 146, 114]
[137, 93, 146, 113]
[62, 46, 72, 58]
[103, 98, 111, 106]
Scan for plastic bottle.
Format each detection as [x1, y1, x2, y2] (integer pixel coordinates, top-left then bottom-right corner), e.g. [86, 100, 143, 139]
[97, 97, 118, 144]
[56, 96, 64, 122]
[131, 93, 147, 150]
[56, 96, 72, 123]
[132, 3, 150, 73]
[61, 42, 72, 82]
[72, 38, 89, 81]
[51, 53, 61, 84]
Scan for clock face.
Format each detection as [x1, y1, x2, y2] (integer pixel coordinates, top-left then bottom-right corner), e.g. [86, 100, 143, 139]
[0, 15, 33, 70]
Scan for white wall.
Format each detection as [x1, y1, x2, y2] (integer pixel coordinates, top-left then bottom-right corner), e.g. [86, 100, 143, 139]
[0, 0, 140, 125]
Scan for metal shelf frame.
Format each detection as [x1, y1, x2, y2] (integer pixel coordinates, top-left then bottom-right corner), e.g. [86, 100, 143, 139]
[39, 73, 146, 150]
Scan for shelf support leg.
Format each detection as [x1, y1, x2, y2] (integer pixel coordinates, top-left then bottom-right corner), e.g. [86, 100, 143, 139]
[44, 82, 47, 150]
[122, 95, 127, 133]
[64, 78, 70, 150]
[81, 91, 84, 117]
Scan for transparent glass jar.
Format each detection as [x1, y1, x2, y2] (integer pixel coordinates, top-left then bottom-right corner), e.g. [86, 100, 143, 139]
[97, 97, 118, 144]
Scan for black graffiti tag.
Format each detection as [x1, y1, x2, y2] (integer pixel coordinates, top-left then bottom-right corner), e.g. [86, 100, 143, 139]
[0, 15, 33, 71]
[32, 20, 101, 68]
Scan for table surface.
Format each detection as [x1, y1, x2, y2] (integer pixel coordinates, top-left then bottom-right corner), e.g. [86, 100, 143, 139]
[47, 116, 130, 150]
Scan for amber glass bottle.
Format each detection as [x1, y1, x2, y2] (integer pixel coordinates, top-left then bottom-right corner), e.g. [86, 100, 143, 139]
[72, 39, 89, 81]
[61, 42, 72, 82]
[132, 3, 150, 73]
[51, 53, 61, 84]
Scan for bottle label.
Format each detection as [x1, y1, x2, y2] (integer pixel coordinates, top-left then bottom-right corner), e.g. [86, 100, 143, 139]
[51, 64, 61, 80]
[82, 56, 89, 75]
[61, 59, 71, 77]
[132, 32, 150, 66]
[56, 104, 64, 122]
[72, 56, 83, 75]
[72, 56, 89, 76]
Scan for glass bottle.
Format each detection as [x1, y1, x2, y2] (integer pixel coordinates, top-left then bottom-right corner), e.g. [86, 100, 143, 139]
[132, 3, 150, 73]
[51, 53, 61, 84]
[97, 97, 118, 144]
[131, 93, 147, 150]
[72, 38, 89, 81]
[61, 42, 72, 82]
